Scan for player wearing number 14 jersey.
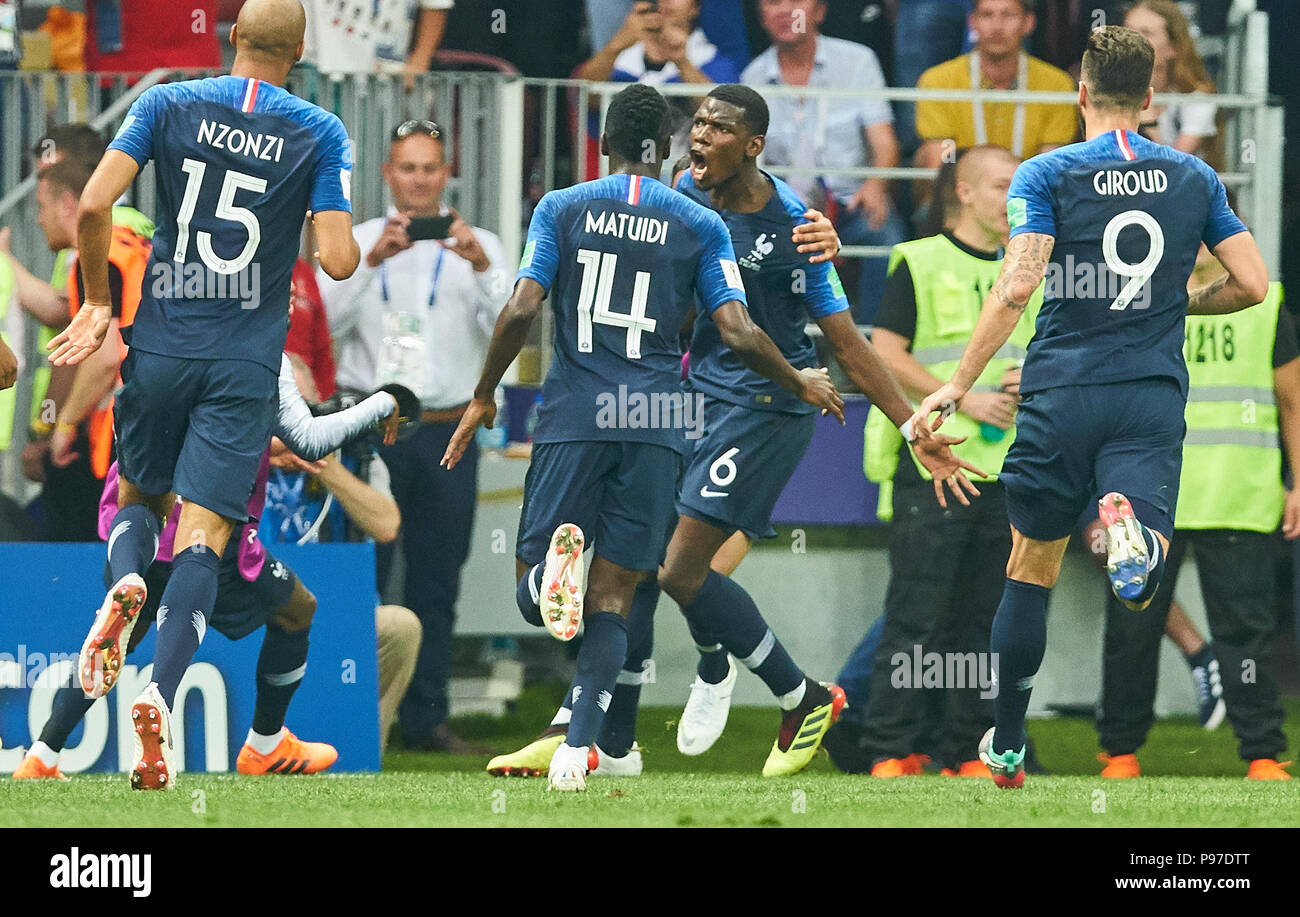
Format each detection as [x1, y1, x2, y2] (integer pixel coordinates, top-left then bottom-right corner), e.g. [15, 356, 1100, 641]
[911, 26, 1269, 788]
[443, 84, 843, 791]
[48, 0, 360, 790]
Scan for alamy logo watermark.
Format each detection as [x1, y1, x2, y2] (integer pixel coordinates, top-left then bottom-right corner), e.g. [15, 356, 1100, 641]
[890, 645, 999, 699]
[0, 645, 79, 689]
[49, 848, 152, 897]
[150, 261, 262, 310]
[595, 385, 707, 440]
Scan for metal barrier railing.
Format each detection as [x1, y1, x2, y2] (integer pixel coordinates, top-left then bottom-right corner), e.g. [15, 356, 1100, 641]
[0, 9, 1282, 497]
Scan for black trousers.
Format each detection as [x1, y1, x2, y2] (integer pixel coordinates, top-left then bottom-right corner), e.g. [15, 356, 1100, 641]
[41, 429, 102, 542]
[860, 468, 1011, 767]
[379, 420, 479, 742]
[1099, 529, 1287, 762]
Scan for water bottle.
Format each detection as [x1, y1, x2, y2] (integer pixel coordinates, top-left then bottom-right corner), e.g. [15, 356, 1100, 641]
[478, 385, 508, 450]
[377, 312, 425, 400]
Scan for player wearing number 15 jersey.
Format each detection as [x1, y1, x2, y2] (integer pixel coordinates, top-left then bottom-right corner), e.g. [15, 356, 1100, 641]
[443, 84, 842, 791]
[911, 26, 1269, 788]
[48, 0, 361, 790]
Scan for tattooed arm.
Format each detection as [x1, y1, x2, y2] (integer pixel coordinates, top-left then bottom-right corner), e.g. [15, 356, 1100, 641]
[1187, 231, 1269, 315]
[908, 232, 1052, 433]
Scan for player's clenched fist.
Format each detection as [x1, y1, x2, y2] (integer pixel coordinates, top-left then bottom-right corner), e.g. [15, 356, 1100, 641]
[796, 366, 844, 425]
[47, 301, 111, 366]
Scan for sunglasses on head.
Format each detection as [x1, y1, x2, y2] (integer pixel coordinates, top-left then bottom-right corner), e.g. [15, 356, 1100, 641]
[392, 119, 442, 141]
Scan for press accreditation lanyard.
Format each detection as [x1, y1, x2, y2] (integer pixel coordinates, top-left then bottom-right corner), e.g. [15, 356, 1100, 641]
[379, 246, 445, 308]
[969, 51, 1029, 157]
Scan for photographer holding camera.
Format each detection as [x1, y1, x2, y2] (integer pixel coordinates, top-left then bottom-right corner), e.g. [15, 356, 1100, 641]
[317, 119, 508, 754]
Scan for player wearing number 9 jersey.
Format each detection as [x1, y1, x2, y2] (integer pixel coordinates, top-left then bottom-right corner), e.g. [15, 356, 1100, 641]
[49, 0, 361, 791]
[910, 26, 1269, 789]
[442, 84, 842, 790]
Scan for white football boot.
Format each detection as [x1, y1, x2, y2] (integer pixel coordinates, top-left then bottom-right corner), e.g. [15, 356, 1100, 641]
[677, 656, 737, 755]
[129, 682, 176, 791]
[547, 742, 590, 792]
[590, 742, 643, 777]
[78, 573, 148, 698]
[540, 524, 585, 641]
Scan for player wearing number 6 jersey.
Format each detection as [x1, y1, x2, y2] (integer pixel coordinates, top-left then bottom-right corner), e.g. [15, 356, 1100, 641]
[909, 26, 1269, 789]
[442, 83, 843, 791]
[47, 0, 360, 790]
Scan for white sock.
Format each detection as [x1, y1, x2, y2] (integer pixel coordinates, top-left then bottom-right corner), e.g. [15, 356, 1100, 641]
[29, 740, 60, 768]
[246, 727, 286, 755]
[778, 680, 807, 711]
[549, 706, 571, 728]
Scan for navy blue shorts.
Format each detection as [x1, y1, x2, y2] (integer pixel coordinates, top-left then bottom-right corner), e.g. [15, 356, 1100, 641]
[677, 397, 815, 540]
[115, 350, 278, 522]
[517, 440, 681, 572]
[128, 546, 297, 643]
[999, 378, 1186, 541]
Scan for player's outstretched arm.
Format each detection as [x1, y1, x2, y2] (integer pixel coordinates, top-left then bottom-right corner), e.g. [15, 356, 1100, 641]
[442, 278, 546, 469]
[313, 210, 362, 281]
[911, 231, 1052, 434]
[1189, 232, 1269, 315]
[274, 355, 401, 460]
[48, 151, 138, 366]
[817, 311, 985, 506]
[713, 300, 845, 424]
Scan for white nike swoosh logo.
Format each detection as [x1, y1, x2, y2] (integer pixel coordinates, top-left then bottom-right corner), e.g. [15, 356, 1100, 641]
[699, 487, 727, 498]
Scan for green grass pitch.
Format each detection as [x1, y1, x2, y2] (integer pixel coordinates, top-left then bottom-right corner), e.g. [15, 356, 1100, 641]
[3, 690, 1297, 827]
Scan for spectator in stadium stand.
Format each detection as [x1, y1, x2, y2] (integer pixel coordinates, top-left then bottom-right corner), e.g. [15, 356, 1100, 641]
[857, 145, 1041, 778]
[2, 147, 154, 542]
[913, 0, 1077, 213]
[288, 258, 338, 401]
[579, 0, 745, 163]
[890, 0, 971, 155]
[299, 0, 453, 75]
[316, 119, 507, 754]
[260, 353, 424, 749]
[1089, 250, 1297, 782]
[586, 0, 752, 72]
[742, 0, 906, 324]
[84, 0, 220, 71]
[1125, 0, 1221, 165]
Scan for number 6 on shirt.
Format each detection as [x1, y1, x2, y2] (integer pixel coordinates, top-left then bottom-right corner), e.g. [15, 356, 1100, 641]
[574, 248, 658, 358]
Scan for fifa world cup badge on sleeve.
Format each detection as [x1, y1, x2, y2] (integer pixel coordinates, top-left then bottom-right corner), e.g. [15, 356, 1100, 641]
[1007, 197, 1028, 232]
[721, 258, 744, 291]
[519, 240, 537, 270]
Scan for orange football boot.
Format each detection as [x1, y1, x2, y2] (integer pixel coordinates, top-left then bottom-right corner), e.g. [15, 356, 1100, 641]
[940, 759, 992, 778]
[12, 755, 69, 780]
[1099, 752, 1141, 778]
[1246, 759, 1292, 780]
[871, 753, 929, 777]
[236, 730, 338, 775]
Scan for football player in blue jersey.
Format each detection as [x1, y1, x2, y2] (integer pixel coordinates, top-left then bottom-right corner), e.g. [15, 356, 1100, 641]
[911, 26, 1269, 788]
[47, 0, 361, 790]
[443, 83, 845, 791]
[651, 84, 983, 777]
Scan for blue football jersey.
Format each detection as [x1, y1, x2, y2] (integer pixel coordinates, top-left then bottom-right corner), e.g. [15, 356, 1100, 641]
[678, 171, 849, 414]
[1008, 129, 1246, 398]
[518, 173, 745, 453]
[108, 76, 353, 372]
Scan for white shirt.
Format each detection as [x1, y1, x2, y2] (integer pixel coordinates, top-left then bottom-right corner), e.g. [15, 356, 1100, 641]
[742, 35, 893, 203]
[303, 0, 454, 74]
[318, 213, 510, 409]
[1157, 98, 1217, 144]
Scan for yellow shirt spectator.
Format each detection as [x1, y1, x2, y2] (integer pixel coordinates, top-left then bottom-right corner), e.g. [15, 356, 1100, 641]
[916, 52, 1078, 157]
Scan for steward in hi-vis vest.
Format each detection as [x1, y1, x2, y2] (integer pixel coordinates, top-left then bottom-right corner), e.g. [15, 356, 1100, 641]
[1099, 280, 1298, 778]
[838, 146, 1039, 777]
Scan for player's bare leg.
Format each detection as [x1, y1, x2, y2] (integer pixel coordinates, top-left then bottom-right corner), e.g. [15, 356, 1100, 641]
[79, 480, 175, 697]
[979, 528, 1069, 788]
